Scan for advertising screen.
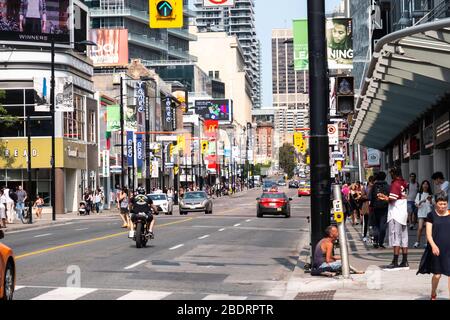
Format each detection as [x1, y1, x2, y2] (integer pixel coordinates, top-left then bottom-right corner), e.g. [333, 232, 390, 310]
[88, 28, 129, 67]
[194, 99, 232, 123]
[326, 18, 353, 70]
[0, 0, 72, 44]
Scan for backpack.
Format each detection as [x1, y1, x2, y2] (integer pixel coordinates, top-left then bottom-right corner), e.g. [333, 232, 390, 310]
[370, 182, 389, 209]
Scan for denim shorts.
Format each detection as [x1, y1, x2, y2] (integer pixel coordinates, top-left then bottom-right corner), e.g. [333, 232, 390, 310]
[319, 261, 342, 272]
[407, 201, 417, 215]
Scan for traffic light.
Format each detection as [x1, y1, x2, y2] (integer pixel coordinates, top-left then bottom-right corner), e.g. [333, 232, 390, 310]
[336, 76, 354, 115]
[149, 0, 183, 29]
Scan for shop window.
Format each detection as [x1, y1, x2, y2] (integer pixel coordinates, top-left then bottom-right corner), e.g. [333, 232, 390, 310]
[0, 89, 24, 105]
[1, 105, 24, 117]
[6, 169, 23, 181]
[30, 119, 52, 136]
[87, 111, 96, 143]
[64, 95, 85, 140]
[36, 169, 50, 180]
[0, 119, 25, 137]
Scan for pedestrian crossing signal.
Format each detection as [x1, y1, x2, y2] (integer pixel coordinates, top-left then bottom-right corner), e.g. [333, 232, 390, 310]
[149, 0, 183, 29]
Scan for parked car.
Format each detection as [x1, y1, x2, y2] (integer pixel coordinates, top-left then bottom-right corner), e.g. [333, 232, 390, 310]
[298, 185, 311, 197]
[0, 230, 15, 300]
[179, 191, 213, 215]
[148, 193, 173, 215]
[256, 192, 292, 218]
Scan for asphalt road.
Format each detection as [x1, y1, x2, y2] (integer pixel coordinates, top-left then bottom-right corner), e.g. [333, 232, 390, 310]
[3, 187, 311, 300]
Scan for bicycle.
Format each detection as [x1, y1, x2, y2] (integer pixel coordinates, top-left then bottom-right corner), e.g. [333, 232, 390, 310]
[20, 205, 32, 224]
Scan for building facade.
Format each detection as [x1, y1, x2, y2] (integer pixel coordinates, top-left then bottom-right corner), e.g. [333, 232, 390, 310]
[194, 0, 261, 109]
[350, 0, 450, 184]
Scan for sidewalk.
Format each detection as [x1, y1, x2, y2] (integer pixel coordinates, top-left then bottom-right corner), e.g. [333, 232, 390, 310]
[285, 220, 450, 300]
[1, 207, 121, 233]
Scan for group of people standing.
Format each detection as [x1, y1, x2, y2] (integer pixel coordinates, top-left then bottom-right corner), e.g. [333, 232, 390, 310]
[81, 188, 105, 215]
[343, 168, 450, 299]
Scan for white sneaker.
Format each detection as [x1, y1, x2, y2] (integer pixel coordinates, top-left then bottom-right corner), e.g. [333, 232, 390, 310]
[413, 242, 419, 248]
[363, 237, 368, 243]
[128, 230, 135, 239]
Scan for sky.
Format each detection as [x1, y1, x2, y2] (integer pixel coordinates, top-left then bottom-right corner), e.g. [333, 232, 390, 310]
[255, 0, 343, 107]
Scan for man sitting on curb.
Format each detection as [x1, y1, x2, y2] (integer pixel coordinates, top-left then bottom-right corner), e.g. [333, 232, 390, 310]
[312, 225, 364, 276]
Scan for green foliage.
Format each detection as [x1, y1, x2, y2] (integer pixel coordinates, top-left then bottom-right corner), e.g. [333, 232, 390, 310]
[279, 143, 297, 179]
[0, 90, 18, 167]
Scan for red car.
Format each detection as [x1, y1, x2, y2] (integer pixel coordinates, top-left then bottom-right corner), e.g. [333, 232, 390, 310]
[298, 186, 311, 197]
[0, 230, 15, 300]
[256, 192, 292, 218]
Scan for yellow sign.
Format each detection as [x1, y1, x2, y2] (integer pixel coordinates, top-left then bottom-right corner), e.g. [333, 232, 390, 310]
[149, 0, 183, 29]
[169, 144, 174, 158]
[336, 160, 342, 171]
[177, 135, 185, 152]
[0, 138, 64, 169]
[201, 140, 209, 155]
[334, 211, 344, 223]
[306, 155, 310, 165]
[174, 165, 179, 175]
[293, 132, 303, 151]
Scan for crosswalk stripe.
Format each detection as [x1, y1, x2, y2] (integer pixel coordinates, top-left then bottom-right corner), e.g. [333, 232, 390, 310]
[31, 287, 97, 300]
[124, 260, 147, 270]
[203, 294, 247, 300]
[117, 290, 172, 300]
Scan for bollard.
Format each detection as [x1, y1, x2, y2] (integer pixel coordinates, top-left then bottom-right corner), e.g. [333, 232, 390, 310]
[332, 184, 350, 279]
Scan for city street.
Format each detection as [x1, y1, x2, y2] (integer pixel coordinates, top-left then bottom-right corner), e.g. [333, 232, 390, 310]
[3, 188, 311, 300]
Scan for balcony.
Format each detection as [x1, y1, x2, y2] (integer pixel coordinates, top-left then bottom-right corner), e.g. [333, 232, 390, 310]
[168, 46, 198, 61]
[128, 33, 168, 52]
[168, 29, 198, 41]
[90, 8, 148, 24]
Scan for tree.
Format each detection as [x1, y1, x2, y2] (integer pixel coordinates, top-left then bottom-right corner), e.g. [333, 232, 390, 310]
[0, 90, 18, 167]
[279, 143, 297, 178]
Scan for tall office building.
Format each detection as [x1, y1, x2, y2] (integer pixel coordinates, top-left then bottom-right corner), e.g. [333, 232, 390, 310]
[272, 29, 309, 146]
[85, 0, 197, 62]
[194, 0, 262, 109]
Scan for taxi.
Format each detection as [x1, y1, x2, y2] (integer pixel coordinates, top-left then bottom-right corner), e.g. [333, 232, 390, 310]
[0, 230, 15, 300]
[298, 185, 311, 197]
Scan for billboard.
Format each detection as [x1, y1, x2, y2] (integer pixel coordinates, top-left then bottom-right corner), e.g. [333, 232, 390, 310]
[293, 19, 308, 71]
[0, 0, 72, 44]
[106, 105, 120, 132]
[34, 76, 73, 112]
[326, 18, 353, 70]
[203, 0, 234, 6]
[125, 104, 137, 131]
[88, 28, 128, 67]
[194, 99, 232, 123]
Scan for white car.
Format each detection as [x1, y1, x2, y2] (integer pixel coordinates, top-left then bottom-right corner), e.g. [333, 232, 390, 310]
[148, 193, 173, 215]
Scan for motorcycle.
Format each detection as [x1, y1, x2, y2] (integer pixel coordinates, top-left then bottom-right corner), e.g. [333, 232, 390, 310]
[128, 212, 151, 248]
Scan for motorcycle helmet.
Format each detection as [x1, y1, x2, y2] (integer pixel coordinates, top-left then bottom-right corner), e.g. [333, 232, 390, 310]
[137, 186, 146, 195]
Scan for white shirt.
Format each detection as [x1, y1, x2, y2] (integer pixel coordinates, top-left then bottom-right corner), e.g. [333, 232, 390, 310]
[415, 192, 432, 218]
[407, 181, 418, 201]
[3, 188, 14, 204]
[388, 198, 408, 225]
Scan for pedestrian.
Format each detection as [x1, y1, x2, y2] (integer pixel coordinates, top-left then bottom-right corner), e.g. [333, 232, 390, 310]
[342, 183, 350, 221]
[118, 187, 129, 228]
[417, 196, 450, 300]
[15, 185, 27, 221]
[94, 189, 102, 214]
[3, 185, 15, 224]
[83, 189, 93, 215]
[407, 173, 419, 230]
[431, 172, 449, 210]
[370, 171, 390, 249]
[360, 177, 374, 242]
[378, 166, 409, 269]
[414, 180, 433, 248]
[349, 183, 361, 225]
[99, 188, 105, 212]
[33, 194, 44, 219]
[0, 189, 7, 228]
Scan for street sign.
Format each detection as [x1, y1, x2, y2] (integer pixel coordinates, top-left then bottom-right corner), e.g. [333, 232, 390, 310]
[165, 162, 174, 168]
[156, 135, 178, 142]
[331, 151, 345, 161]
[149, 0, 183, 29]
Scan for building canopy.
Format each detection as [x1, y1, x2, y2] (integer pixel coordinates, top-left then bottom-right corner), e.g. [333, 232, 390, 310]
[350, 19, 450, 149]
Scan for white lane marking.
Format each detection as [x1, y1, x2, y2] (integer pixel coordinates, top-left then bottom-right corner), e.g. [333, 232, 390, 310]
[218, 228, 226, 232]
[234, 223, 241, 227]
[32, 287, 97, 300]
[169, 244, 184, 250]
[203, 294, 247, 300]
[33, 233, 52, 238]
[198, 235, 210, 240]
[246, 219, 252, 222]
[124, 260, 147, 270]
[75, 228, 89, 231]
[15, 286, 25, 291]
[117, 290, 172, 300]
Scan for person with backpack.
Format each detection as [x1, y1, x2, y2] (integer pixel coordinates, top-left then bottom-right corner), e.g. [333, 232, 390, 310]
[407, 173, 419, 230]
[370, 172, 390, 249]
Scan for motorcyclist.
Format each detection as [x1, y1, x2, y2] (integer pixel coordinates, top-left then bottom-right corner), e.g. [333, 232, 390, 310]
[129, 187, 157, 239]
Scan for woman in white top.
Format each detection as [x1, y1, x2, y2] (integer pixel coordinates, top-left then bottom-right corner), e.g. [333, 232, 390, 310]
[414, 180, 433, 248]
[0, 189, 7, 228]
[3, 187, 15, 224]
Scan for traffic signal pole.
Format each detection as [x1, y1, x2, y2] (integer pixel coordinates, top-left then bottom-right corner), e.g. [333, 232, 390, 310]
[308, 0, 331, 266]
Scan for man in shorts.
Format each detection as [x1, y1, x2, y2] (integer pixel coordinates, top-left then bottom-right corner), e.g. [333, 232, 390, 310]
[378, 166, 409, 269]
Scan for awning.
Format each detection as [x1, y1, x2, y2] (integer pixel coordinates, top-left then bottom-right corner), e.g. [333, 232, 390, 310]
[350, 19, 450, 150]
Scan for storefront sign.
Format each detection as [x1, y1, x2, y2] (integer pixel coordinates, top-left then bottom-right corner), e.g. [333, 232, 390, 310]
[102, 150, 110, 178]
[435, 112, 450, 146]
[136, 81, 146, 113]
[367, 148, 381, 167]
[107, 105, 121, 132]
[162, 97, 176, 131]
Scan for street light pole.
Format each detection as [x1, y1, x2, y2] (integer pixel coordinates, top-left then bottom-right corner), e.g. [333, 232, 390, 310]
[27, 109, 32, 224]
[50, 40, 56, 221]
[308, 0, 331, 265]
[120, 76, 125, 189]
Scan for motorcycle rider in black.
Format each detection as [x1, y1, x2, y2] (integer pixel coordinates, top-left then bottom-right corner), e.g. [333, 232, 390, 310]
[130, 187, 157, 239]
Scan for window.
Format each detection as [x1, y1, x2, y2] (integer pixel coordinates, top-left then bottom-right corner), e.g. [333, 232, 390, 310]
[64, 94, 85, 141]
[87, 111, 96, 143]
[214, 71, 220, 79]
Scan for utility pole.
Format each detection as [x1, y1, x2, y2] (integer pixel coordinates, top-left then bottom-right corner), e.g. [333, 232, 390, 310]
[308, 0, 331, 265]
[120, 76, 125, 189]
[50, 40, 56, 221]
